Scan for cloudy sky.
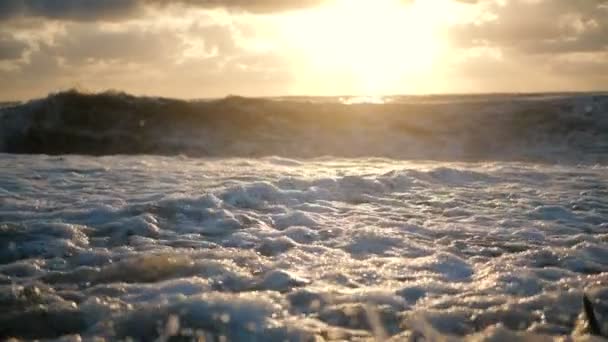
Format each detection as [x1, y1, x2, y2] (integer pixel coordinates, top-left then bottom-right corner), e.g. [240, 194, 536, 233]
[0, 0, 607, 100]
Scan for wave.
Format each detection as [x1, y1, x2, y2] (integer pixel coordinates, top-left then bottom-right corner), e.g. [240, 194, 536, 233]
[1, 90, 607, 162]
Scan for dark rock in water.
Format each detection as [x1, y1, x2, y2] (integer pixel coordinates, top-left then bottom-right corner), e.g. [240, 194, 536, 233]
[583, 294, 603, 337]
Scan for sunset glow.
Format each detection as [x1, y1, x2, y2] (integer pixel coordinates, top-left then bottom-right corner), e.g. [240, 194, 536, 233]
[1, 1, 608, 340]
[279, 0, 449, 94]
[0, 0, 606, 99]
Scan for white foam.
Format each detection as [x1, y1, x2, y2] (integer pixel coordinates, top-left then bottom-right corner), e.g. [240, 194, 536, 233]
[0, 155, 607, 340]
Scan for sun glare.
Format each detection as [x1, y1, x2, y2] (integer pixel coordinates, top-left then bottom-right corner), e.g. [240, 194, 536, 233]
[279, 0, 451, 95]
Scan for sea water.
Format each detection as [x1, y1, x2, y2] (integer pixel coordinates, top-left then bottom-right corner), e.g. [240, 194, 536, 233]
[0, 92, 607, 340]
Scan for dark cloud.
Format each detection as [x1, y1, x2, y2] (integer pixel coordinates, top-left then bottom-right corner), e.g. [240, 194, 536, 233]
[0, 0, 141, 21]
[0, 33, 28, 60]
[0, 0, 325, 22]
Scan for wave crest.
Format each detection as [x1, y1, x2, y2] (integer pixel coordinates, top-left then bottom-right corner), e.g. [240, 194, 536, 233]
[1, 90, 607, 162]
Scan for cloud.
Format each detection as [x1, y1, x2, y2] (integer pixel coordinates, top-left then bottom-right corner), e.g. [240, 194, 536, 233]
[145, 0, 325, 13]
[0, 0, 141, 21]
[446, 0, 608, 92]
[450, 0, 608, 55]
[0, 16, 294, 100]
[0, 33, 28, 60]
[54, 25, 185, 66]
[0, 0, 325, 22]
[0, 0, 606, 99]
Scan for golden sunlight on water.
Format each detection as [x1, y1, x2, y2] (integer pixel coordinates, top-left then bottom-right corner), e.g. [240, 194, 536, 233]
[339, 96, 386, 104]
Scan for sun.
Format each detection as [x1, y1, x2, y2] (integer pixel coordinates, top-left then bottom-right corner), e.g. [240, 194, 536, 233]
[278, 0, 451, 95]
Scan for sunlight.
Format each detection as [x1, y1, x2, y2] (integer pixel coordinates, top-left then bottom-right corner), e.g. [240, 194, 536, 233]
[279, 0, 451, 95]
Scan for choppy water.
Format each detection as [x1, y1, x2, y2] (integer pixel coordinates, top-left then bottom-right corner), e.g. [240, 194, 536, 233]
[1, 154, 607, 340]
[2, 91, 608, 163]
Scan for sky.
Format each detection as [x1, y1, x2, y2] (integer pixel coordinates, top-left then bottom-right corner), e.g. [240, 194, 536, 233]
[0, 0, 607, 100]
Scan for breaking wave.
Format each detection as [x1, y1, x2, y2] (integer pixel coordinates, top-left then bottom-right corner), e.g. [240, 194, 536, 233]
[1, 90, 607, 162]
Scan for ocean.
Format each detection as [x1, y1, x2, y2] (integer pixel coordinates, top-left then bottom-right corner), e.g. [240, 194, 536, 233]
[0, 91, 607, 340]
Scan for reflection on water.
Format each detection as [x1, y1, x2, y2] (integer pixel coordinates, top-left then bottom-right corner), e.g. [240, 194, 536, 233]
[339, 96, 387, 105]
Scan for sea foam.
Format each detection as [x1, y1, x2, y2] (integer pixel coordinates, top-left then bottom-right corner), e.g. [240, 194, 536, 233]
[0, 155, 607, 340]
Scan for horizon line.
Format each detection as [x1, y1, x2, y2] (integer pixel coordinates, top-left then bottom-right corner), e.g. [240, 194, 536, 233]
[2, 88, 608, 104]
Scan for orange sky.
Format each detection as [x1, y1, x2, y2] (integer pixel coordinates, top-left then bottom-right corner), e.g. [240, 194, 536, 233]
[0, 0, 607, 100]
